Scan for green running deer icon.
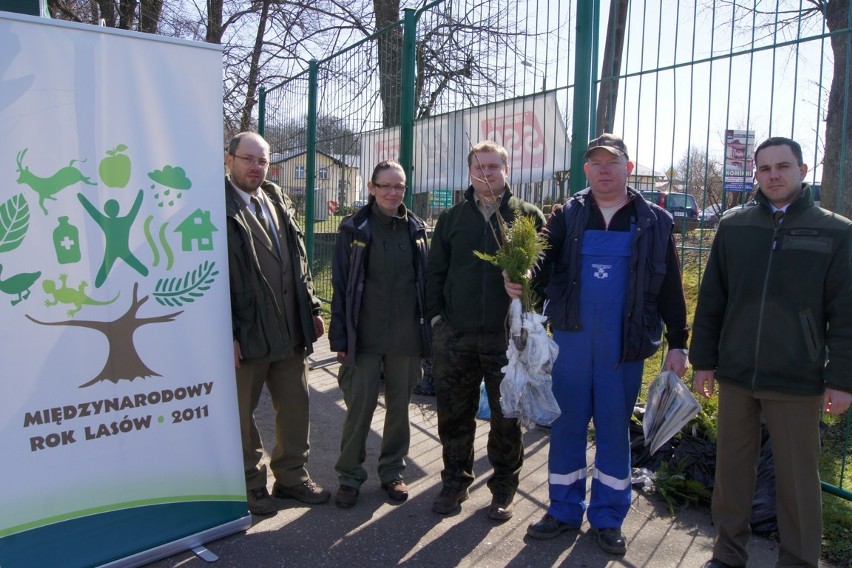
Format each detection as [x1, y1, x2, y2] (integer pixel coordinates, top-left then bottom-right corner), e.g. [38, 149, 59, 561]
[16, 148, 96, 214]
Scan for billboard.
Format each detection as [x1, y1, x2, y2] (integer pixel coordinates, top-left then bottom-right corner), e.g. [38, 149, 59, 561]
[724, 129, 755, 192]
[360, 92, 570, 194]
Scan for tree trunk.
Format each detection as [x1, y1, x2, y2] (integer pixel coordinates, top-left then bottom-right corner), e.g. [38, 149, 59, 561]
[96, 0, 115, 27]
[596, 0, 629, 135]
[206, 0, 224, 43]
[239, 0, 271, 132]
[139, 0, 163, 34]
[822, 0, 852, 218]
[118, 0, 137, 30]
[374, 0, 402, 127]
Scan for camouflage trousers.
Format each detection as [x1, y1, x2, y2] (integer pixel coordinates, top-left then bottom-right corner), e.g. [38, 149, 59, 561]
[432, 320, 523, 497]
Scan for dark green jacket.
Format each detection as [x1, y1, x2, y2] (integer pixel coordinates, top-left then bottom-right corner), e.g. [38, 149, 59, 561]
[690, 185, 852, 395]
[426, 186, 546, 333]
[226, 178, 321, 359]
[329, 201, 431, 366]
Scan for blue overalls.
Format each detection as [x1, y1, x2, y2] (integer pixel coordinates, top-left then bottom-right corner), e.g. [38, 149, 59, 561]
[547, 226, 644, 529]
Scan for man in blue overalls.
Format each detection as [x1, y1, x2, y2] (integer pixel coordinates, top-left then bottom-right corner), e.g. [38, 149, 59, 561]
[506, 133, 690, 554]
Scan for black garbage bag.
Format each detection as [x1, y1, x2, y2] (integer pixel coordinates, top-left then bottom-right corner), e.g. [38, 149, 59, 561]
[666, 433, 716, 490]
[630, 418, 673, 470]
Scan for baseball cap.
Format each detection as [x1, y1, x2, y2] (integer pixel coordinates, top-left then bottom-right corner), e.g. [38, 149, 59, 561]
[584, 133, 629, 160]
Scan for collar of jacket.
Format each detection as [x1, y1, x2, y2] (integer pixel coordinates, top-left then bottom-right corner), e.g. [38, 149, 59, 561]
[754, 183, 814, 216]
[340, 200, 425, 236]
[566, 185, 659, 226]
[225, 176, 293, 215]
[371, 201, 409, 225]
[463, 184, 512, 211]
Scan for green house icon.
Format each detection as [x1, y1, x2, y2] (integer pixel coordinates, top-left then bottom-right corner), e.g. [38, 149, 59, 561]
[174, 209, 218, 252]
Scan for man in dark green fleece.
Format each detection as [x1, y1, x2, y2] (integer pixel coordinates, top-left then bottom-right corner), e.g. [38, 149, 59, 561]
[691, 137, 852, 568]
[426, 140, 546, 521]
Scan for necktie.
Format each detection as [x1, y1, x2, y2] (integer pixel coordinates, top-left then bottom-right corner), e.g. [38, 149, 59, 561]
[251, 196, 275, 242]
[773, 210, 785, 227]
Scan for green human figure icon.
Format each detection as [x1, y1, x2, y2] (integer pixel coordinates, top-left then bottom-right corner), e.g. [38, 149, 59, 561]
[77, 189, 149, 288]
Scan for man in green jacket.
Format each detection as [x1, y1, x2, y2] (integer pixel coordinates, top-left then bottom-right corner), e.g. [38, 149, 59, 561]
[691, 137, 852, 568]
[226, 132, 329, 516]
[426, 140, 546, 521]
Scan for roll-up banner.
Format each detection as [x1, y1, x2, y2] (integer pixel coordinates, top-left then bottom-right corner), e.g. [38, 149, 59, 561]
[0, 12, 250, 568]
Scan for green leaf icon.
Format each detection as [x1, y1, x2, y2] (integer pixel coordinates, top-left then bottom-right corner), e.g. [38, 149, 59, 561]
[153, 260, 219, 307]
[0, 193, 31, 253]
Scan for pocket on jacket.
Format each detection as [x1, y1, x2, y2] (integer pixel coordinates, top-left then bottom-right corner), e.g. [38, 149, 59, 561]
[798, 308, 821, 362]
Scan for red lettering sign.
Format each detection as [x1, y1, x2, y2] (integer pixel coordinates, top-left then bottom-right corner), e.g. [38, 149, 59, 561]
[481, 111, 545, 168]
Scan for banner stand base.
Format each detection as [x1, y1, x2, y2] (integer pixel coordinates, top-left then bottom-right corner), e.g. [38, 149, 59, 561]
[191, 545, 220, 563]
[99, 514, 251, 568]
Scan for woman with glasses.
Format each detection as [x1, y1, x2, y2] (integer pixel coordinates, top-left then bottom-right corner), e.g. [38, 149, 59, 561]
[328, 160, 431, 508]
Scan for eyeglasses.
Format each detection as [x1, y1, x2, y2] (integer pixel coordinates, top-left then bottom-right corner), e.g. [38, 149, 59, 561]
[231, 154, 270, 168]
[374, 183, 407, 193]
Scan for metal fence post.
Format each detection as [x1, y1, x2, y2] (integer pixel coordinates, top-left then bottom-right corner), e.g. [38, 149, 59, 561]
[400, 7, 417, 209]
[258, 87, 266, 137]
[305, 59, 318, 265]
[570, 0, 597, 194]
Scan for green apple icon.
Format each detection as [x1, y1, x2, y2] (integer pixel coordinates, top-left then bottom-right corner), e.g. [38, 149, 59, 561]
[99, 145, 131, 188]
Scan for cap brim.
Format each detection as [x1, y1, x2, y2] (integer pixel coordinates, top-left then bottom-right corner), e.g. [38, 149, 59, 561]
[584, 146, 625, 159]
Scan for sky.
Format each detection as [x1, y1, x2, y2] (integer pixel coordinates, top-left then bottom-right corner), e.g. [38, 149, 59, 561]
[595, 0, 832, 184]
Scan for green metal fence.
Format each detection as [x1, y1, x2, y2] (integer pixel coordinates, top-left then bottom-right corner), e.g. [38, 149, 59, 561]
[260, 0, 851, 502]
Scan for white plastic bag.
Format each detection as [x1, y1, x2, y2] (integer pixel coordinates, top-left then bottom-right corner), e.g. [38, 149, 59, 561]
[499, 298, 561, 429]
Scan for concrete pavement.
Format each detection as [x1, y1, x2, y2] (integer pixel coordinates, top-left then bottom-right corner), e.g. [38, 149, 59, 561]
[148, 336, 785, 568]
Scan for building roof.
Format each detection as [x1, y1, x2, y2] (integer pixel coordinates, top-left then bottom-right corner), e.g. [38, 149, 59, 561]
[270, 149, 358, 169]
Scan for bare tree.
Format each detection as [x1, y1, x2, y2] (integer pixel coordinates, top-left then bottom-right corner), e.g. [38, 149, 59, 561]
[206, 0, 223, 42]
[43, 0, 545, 143]
[596, 0, 629, 135]
[238, 0, 272, 132]
[413, 2, 536, 119]
[717, 0, 851, 217]
[822, 0, 851, 217]
[139, 0, 163, 33]
[676, 146, 725, 207]
[374, 0, 403, 126]
[48, 0, 162, 32]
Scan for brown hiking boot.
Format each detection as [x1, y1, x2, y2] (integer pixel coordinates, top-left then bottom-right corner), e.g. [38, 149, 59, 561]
[272, 479, 331, 505]
[382, 479, 409, 502]
[334, 485, 359, 509]
[431, 486, 469, 515]
[246, 487, 277, 516]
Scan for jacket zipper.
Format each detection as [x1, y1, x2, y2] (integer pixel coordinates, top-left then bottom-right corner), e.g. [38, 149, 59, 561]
[752, 222, 781, 389]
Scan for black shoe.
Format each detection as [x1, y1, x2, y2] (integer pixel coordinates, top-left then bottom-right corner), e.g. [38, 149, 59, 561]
[334, 485, 359, 509]
[413, 376, 435, 396]
[431, 486, 469, 514]
[526, 513, 578, 539]
[272, 479, 331, 505]
[592, 527, 627, 555]
[702, 559, 743, 568]
[246, 487, 277, 516]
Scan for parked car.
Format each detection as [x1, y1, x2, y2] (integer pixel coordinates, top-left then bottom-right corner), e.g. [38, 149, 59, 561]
[699, 204, 722, 228]
[638, 190, 699, 232]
